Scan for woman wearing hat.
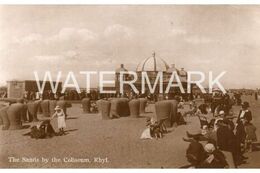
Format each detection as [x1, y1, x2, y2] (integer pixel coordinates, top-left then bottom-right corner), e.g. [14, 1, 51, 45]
[199, 143, 228, 168]
[237, 102, 252, 122]
[51, 105, 66, 135]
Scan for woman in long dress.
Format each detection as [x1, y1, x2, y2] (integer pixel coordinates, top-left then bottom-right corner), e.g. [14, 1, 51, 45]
[51, 105, 66, 135]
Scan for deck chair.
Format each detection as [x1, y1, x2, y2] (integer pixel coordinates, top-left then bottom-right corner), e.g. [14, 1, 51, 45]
[158, 118, 168, 133]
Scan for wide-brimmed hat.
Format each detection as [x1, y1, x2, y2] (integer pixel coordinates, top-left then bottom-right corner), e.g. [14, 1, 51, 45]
[241, 101, 250, 108]
[204, 143, 215, 153]
[54, 105, 61, 111]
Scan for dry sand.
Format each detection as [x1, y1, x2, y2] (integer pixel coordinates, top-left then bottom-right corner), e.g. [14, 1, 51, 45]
[0, 95, 259, 168]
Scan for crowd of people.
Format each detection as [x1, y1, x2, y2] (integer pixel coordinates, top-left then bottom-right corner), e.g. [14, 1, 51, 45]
[182, 95, 257, 168]
[22, 90, 94, 101]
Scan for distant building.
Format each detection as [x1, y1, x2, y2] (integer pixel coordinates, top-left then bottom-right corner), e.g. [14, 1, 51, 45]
[7, 80, 62, 98]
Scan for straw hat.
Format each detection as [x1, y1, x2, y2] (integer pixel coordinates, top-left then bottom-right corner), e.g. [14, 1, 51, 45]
[54, 105, 61, 111]
[204, 143, 215, 153]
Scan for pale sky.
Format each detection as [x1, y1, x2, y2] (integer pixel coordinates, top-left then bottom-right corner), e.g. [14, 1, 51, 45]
[0, 5, 260, 89]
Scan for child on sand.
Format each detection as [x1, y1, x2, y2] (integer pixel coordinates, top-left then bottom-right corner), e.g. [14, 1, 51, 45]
[51, 105, 66, 136]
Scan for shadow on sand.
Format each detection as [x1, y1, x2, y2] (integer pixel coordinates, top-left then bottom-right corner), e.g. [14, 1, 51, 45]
[66, 116, 79, 120]
[64, 128, 78, 133]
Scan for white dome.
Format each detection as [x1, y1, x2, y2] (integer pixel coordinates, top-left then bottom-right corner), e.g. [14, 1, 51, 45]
[136, 54, 169, 72]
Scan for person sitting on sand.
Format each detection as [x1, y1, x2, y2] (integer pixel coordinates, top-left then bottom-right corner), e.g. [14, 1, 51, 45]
[140, 117, 155, 140]
[185, 134, 206, 168]
[198, 143, 228, 168]
[184, 128, 217, 147]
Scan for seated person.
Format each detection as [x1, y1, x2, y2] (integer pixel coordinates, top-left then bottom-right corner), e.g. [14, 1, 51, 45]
[185, 135, 206, 168]
[184, 128, 217, 147]
[198, 143, 228, 168]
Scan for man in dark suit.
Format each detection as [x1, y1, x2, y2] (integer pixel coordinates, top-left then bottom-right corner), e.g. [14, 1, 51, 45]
[236, 101, 252, 146]
[237, 102, 252, 122]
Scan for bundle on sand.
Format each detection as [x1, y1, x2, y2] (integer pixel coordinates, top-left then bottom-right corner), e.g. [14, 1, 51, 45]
[27, 101, 39, 122]
[57, 100, 72, 118]
[110, 98, 130, 118]
[0, 106, 10, 130]
[82, 98, 91, 113]
[49, 100, 57, 116]
[7, 103, 24, 130]
[139, 98, 147, 114]
[23, 120, 56, 139]
[100, 100, 111, 120]
[129, 99, 140, 118]
[40, 100, 50, 117]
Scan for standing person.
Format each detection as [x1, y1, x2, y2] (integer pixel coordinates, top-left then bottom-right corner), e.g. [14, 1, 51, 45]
[51, 106, 66, 135]
[236, 102, 252, 149]
[244, 122, 257, 152]
[254, 91, 258, 101]
[217, 119, 244, 166]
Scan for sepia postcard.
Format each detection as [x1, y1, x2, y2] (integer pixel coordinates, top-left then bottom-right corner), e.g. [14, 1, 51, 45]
[0, 4, 260, 169]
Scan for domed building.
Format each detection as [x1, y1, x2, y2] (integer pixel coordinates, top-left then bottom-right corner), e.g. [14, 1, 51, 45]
[135, 52, 188, 100]
[114, 52, 189, 100]
[136, 52, 169, 72]
[135, 52, 170, 95]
